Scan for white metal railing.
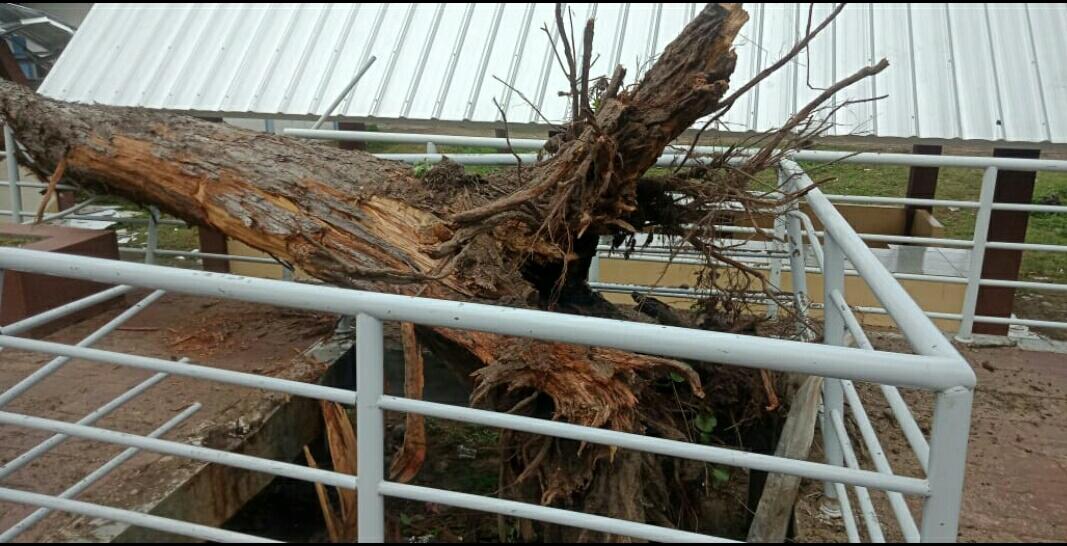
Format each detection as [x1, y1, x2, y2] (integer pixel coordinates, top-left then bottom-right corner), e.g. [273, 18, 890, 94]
[280, 128, 1067, 335]
[0, 158, 975, 542]
[0, 123, 1013, 540]
[0, 247, 970, 542]
[7, 124, 1065, 334]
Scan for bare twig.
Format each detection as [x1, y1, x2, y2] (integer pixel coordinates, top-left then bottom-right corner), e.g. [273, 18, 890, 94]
[675, 3, 848, 172]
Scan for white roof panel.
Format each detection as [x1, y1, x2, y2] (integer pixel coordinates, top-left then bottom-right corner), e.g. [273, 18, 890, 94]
[38, 2, 1067, 144]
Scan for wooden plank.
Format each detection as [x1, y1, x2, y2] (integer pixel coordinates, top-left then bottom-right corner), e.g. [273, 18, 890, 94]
[747, 375, 823, 543]
[903, 144, 942, 235]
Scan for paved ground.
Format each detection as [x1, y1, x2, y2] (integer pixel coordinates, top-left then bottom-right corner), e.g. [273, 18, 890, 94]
[796, 333, 1067, 542]
[0, 292, 337, 541]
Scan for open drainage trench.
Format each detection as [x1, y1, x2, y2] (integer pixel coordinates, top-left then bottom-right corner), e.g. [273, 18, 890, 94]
[221, 326, 786, 542]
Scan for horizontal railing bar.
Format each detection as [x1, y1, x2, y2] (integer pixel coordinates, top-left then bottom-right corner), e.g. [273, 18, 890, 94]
[0, 486, 273, 543]
[284, 129, 1067, 172]
[379, 482, 734, 543]
[0, 359, 187, 481]
[589, 281, 781, 302]
[285, 128, 547, 150]
[0, 404, 202, 542]
[0, 248, 971, 390]
[598, 253, 978, 288]
[0, 210, 187, 226]
[978, 278, 1067, 292]
[0, 411, 357, 490]
[985, 240, 1067, 253]
[991, 202, 1067, 214]
[373, 152, 743, 168]
[22, 198, 99, 224]
[119, 247, 282, 265]
[0, 335, 356, 405]
[4, 181, 77, 191]
[824, 194, 980, 209]
[852, 305, 1067, 330]
[0, 285, 134, 336]
[794, 149, 1067, 172]
[0, 289, 167, 408]
[378, 395, 931, 496]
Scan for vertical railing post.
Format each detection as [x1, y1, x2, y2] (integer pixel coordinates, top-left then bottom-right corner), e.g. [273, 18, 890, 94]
[821, 232, 847, 503]
[766, 195, 787, 319]
[145, 206, 160, 265]
[356, 313, 385, 543]
[781, 167, 809, 333]
[588, 236, 605, 284]
[426, 141, 437, 154]
[956, 166, 997, 342]
[920, 386, 973, 542]
[4, 125, 22, 224]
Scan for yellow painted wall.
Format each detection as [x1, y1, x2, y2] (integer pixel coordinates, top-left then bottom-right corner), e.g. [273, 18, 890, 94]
[598, 257, 964, 330]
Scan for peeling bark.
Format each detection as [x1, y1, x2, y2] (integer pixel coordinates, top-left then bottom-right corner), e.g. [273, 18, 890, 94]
[0, 4, 754, 536]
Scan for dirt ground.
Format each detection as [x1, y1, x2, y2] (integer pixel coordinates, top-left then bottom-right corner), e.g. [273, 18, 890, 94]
[0, 292, 335, 541]
[795, 332, 1067, 542]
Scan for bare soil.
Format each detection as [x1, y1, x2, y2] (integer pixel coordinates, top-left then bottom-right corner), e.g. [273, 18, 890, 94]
[795, 332, 1067, 542]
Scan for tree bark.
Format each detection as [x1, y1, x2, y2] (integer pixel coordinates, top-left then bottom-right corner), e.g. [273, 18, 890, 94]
[0, 4, 752, 536]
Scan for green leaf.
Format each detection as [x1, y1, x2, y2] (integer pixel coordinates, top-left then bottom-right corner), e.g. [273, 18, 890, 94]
[712, 466, 730, 484]
[694, 412, 717, 433]
[669, 371, 686, 383]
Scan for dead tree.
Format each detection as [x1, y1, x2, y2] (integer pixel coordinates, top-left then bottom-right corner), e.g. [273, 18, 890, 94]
[0, 3, 886, 538]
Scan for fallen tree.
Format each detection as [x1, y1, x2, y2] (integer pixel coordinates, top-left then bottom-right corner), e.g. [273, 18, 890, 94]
[0, 3, 886, 539]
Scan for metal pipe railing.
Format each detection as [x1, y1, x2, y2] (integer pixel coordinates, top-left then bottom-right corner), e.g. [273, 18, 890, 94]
[378, 395, 928, 496]
[0, 486, 271, 544]
[0, 248, 972, 390]
[831, 409, 886, 543]
[4, 125, 21, 224]
[0, 403, 202, 542]
[0, 132, 995, 542]
[830, 289, 930, 471]
[0, 335, 356, 404]
[0, 411, 359, 491]
[0, 359, 189, 481]
[0, 289, 167, 408]
[283, 128, 1067, 172]
[0, 222, 968, 543]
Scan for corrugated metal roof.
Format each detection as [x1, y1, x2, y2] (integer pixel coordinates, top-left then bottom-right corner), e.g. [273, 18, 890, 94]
[37, 3, 1067, 144]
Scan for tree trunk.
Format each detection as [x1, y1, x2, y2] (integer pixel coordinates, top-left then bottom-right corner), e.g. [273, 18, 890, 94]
[0, 4, 755, 537]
